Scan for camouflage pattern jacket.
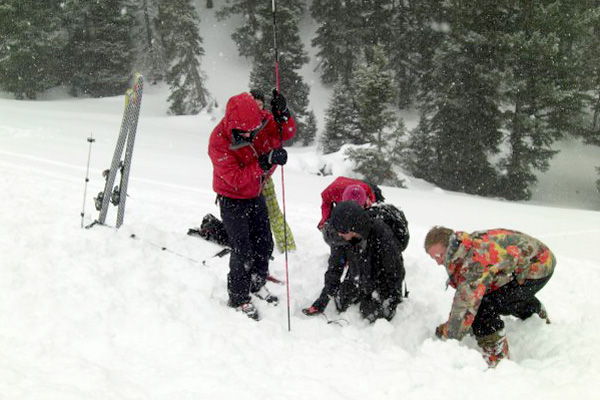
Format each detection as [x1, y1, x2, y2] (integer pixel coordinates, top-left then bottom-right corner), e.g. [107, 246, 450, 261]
[444, 229, 556, 340]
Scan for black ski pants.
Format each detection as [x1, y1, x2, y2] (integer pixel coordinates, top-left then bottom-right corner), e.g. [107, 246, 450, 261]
[219, 195, 274, 307]
[471, 274, 552, 337]
[329, 245, 403, 323]
[334, 279, 402, 322]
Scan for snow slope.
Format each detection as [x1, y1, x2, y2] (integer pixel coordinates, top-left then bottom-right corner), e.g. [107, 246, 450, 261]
[1, 3, 600, 399]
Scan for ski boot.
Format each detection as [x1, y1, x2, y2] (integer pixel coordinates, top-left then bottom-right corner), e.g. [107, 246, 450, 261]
[477, 330, 510, 368]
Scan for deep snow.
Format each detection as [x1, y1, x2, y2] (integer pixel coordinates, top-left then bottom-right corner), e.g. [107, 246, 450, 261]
[1, 3, 600, 399]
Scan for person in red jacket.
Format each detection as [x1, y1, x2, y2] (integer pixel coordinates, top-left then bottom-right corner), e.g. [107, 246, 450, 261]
[317, 177, 382, 230]
[208, 90, 295, 320]
[316, 177, 385, 249]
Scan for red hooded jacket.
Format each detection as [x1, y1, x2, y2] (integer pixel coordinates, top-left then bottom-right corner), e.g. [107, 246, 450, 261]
[208, 92, 295, 199]
[318, 177, 376, 229]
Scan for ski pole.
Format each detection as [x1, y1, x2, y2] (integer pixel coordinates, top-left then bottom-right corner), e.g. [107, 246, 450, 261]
[81, 135, 95, 228]
[202, 247, 232, 265]
[271, 0, 292, 332]
[272, 0, 280, 91]
[129, 234, 201, 264]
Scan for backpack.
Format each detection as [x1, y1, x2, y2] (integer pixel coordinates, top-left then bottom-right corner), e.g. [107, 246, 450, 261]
[367, 203, 410, 252]
[188, 213, 229, 247]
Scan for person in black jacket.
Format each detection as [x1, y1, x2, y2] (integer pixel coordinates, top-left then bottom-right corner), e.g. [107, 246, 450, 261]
[303, 201, 407, 322]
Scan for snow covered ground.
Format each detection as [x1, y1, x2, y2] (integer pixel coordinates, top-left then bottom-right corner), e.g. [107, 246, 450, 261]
[1, 4, 600, 399]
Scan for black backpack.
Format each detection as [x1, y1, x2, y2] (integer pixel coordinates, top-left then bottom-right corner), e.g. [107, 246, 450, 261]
[188, 213, 229, 247]
[367, 203, 410, 252]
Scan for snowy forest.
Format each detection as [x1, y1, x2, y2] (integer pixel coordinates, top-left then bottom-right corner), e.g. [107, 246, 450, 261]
[2, 0, 600, 202]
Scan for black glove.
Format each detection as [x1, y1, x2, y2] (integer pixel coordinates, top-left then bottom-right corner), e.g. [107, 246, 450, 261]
[271, 89, 290, 123]
[258, 148, 287, 171]
[322, 222, 347, 248]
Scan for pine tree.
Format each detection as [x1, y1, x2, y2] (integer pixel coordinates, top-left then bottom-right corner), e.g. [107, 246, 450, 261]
[322, 46, 397, 155]
[345, 147, 402, 186]
[568, 0, 600, 195]
[388, 118, 409, 168]
[403, 123, 437, 182]
[216, 0, 262, 59]
[353, 46, 396, 148]
[302, 110, 318, 146]
[310, 0, 444, 109]
[406, 0, 593, 200]
[345, 46, 404, 186]
[345, 118, 407, 187]
[310, 0, 364, 85]
[63, 0, 133, 97]
[157, 0, 210, 115]
[497, 0, 589, 200]
[321, 80, 361, 153]
[387, 0, 446, 108]
[411, 17, 504, 196]
[128, 0, 167, 84]
[0, 1, 65, 99]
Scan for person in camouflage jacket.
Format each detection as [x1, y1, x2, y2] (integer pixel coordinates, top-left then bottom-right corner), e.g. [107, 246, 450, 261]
[424, 226, 555, 367]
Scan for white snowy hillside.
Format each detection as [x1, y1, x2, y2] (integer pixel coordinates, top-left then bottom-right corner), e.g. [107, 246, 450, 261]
[1, 4, 600, 400]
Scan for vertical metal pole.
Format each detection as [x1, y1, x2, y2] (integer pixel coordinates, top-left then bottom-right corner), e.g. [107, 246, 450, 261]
[272, 0, 291, 332]
[272, 0, 280, 91]
[81, 135, 95, 228]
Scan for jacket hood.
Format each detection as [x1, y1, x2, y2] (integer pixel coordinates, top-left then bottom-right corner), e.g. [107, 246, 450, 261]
[224, 92, 264, 135]
[330, 201, 373, 238]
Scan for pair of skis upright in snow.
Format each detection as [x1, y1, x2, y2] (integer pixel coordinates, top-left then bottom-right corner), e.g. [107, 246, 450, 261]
[88, 73, 144, 229]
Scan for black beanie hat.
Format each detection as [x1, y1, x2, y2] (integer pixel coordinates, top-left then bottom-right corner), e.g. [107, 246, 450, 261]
[330, 201, 371, 235]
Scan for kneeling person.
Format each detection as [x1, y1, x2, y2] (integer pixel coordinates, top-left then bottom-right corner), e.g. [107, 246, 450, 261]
[305, 201, 406, 323]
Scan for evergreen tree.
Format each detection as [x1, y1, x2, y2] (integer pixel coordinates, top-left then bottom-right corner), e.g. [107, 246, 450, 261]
[157, 0, 210, 115]
[408, 0, 594, 200]
[497, 0, 589, 200]
[216, 0, 262, 59]
[0, 1, 65, 99]
[353, 46, 396, 148]
[128, 0, 167, 84]
[410, 11, 504, 196]
[220, 0, 314, 145]
[321, 80, 362, 153]
[597, 168, 600, 196]
[571, 0, 600, 194]
[388, 117, 409, 169]
[310, 0, 444, 108]
[345, 46, 404, 186]
[345, 147, 402, 186]
[387, 0, 446, 108]
[345, 117, 407, 187]
[310, 0, 364, 85]
[402, 123, 438, 182]
[303, 111, 318, 146]
[322, 46, 397, 155]
[63, 0, 133, 97]
[310, 0, 401, 87]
